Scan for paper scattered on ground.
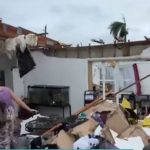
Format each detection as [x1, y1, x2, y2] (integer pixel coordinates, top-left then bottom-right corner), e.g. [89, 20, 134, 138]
[143, 127, 150, 135]
[115, 136, 144, 150]
[94, 125, 145, 150]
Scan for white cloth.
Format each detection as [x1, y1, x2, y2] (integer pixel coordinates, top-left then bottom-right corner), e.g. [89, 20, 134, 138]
[5, 34, 38, 59]
[15, 35, 26, 52]
[94, 125, 103, 137]
[25, 34, 37, 47]
[5, 38, 16, 59]
[73, 135, 99, 149]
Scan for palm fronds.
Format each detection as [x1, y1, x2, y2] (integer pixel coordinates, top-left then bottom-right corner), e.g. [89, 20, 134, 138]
[108, 21, 128, 42]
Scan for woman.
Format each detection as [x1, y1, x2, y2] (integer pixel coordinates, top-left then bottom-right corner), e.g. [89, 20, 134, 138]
[0, 86, 37, 149]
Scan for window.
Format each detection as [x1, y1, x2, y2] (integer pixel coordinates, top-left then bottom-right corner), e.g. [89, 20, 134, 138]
[105, 67, 115, 91]
[92, 63, 134, 93]
[105, 67, 114, 80]
[0, 71, 5, 86]
[99, 66, 115, 91]
[119, 65, 134, 91]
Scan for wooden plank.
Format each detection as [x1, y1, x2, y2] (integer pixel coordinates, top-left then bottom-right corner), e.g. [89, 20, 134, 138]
[43, 74, 150, 136]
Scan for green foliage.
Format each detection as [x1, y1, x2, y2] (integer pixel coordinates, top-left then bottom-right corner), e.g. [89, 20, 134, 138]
[109, 20, 128, 42]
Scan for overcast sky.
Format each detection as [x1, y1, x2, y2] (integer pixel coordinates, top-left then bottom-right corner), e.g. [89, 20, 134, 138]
[1, 0, 150, 46]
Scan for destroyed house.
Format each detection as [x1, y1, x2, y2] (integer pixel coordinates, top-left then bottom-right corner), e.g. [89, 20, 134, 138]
[1, 20, 150, 118]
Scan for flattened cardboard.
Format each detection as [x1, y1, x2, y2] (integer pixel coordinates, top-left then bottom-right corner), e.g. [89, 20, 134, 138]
[106, 106, 130, 134]
[57, 130, 75, 149]
[73, 101, 128, 137]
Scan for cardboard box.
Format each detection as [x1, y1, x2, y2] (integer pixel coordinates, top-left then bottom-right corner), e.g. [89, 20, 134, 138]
[84, 100, 116, 115]
[57, 130, 75, 149]
[106, 106, 130, 134]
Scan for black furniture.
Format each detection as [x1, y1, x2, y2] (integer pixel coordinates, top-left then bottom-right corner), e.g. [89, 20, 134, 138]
[120, 93, 150, 115]
[27, 85, 71, 118]
[84, 90, 97, 106]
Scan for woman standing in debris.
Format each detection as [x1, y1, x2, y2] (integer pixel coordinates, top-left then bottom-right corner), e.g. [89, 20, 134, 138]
[0, 86, 37, 149]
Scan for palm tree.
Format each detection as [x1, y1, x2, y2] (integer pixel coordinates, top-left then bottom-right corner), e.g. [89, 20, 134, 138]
[109, 17, 128, 43]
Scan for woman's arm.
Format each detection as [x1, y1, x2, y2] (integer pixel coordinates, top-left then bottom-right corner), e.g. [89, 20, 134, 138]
[8, 88, 33, 113]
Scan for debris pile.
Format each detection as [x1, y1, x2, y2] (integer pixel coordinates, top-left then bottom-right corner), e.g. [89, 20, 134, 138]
[19, 98, 150, 149]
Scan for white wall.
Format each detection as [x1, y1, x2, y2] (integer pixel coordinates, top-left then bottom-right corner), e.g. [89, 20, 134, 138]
[12, 68, 24, 97]
[23, 51, 88, 113]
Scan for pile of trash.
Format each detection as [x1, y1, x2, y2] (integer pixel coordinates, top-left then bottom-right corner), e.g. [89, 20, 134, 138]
[20, 99, 150, 149]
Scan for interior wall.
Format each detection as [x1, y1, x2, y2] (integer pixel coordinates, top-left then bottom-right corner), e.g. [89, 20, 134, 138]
[12, 68, 24, 97]
[23, 51, 88, 113]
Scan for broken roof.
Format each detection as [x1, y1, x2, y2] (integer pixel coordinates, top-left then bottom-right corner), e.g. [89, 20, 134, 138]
[0, 20, 70, 49]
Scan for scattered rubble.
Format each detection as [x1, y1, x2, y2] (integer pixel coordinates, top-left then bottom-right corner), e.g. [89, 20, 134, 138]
[17, 98, 150, 149]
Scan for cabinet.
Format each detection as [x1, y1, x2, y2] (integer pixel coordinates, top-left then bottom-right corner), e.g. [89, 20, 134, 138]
[27, 85, 71, 118]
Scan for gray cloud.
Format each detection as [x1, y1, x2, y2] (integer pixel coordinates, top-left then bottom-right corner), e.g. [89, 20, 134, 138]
[1, 0, 150, 45]
[50, 6, 63, 14]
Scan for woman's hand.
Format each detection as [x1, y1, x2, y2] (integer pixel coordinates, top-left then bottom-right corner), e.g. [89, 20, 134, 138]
[8, 88, 39, 114]
[29, 109, 39, 115]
